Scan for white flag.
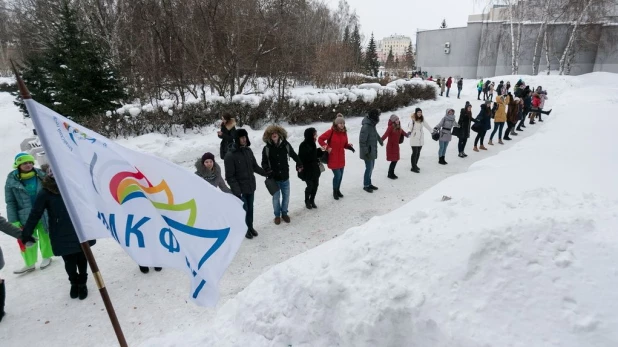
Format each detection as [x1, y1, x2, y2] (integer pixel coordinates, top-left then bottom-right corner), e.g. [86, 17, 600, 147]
[24, 99, 247, 306]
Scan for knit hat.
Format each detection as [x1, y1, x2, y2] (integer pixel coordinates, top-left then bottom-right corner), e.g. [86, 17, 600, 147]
[368, 109, 380, 122]
[201, 152, 215, 164]
[389, 114, 399, 122]
[415, 108, 422, 114]
[465, 101, 471, 108]
[334, 116, 345, 125]
[13, 152, 35, 169]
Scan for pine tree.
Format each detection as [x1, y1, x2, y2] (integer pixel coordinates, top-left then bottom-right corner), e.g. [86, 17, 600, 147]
[365, 33, 380, 77]
[385, 47, 395, 69]
[405, 42, 415, 69]
[440, 19, 448, 29]
[15, 0, 125, 119]
[352, 25, 363, 71]
[395, 57, 400, 70]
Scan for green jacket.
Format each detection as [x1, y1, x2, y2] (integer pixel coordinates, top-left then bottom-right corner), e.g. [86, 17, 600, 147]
[4, 168, 49, 230]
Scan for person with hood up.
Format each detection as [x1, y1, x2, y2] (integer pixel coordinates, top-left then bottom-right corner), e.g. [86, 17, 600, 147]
[195, 152, 231, 193]
[381, 114, 409, 179]
[359, 109, 384, 193]
[457, 102, 473, 158]
[434, 108, 457, 165]
[261, 125, 302, 225]
[489, 94, 510, 145]
[21, 167, 96, 300]
[4, 153, 53, 274]
[408, 108, 433, 172]
[0, 214, 23, 322]
[224, 129, 268, 239]
[472, 101, 492, 151]
[446, 77, 453, 97]
[217, 113, 237, 160]
[318, 115, 355, 200]
[298, 128, 324, 209]
[457, 78, 463, 99]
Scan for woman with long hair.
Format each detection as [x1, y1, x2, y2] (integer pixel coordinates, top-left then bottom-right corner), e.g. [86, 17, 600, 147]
[434, 108, 457, 165]
[298, 128, 323, 209]
[407, 108, 433, 173]
[457, 102, 473, 158]
[217, 113, 237, 160]
[381, 114, 409, 179]
[318, 115, 355, 200]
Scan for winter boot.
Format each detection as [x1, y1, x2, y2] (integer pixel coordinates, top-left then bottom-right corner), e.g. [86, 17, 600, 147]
[369, 185, 379, 190]
[480, 145, 488, 150]
[439, 156, 446, 165]
[245, 230, 253, 239]
[139, 266, 149, 274]
[70, 282, 79, 299]
[458, 152, 464, 158]
[499, 139, 504, 145]
[529, 120, 535, 125]
[0, 280, 5, 322]
[154, 267, 162, 272]
[249, 228, 258, 237]
[462, 152, 468, 157]
[363, 187, 373, 193]
[504, 136, 512, 141]
[310, 196, 318, 209]
[304, 192, 312, 209]
[78, 284, 88, 300]
[282, 215, 291, 223]
[333, 189, 339, 200]
[473, 146, 479, 152]
[488, 140, 494, 146]
[336, 189, 344, 198]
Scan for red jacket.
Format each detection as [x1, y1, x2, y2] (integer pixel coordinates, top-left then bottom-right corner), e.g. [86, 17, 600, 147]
[381, 120, 406, 162]
[446, 78, 452, 88]
[318, 127, 352, 170]
[532, 94, 541, 108]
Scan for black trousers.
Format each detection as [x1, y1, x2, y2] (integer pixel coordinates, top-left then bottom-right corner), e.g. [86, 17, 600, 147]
[411, 146, 422, 169]
[458, 137, 468, 153]
[505, 121, 515, 137]
[474, 130, 487, 146]
[388, 161, 398, 175]
[305, 178, 319, 201]
[62, 251, 88, 284]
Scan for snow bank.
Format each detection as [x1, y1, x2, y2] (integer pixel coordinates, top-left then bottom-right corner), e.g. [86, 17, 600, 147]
[154, 73, 618, 347]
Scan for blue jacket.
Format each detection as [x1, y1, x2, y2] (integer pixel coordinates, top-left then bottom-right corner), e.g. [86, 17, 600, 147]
[4, 168, 49, 230]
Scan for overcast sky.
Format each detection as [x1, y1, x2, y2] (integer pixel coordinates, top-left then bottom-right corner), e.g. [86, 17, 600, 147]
[325, 0, 488, 44]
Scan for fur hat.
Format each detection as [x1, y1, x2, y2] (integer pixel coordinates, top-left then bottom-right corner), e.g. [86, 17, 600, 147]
[201, 152, 215, 163]
[235, 128, 250, 147]
[13, 152, 35, 169]
[262, 124, 288, 143]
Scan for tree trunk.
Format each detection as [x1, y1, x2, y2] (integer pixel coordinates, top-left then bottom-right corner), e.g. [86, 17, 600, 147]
[559, 0, 593, 75]
[531, 22, 545, 76]
[544, 29, 551, 75]
[508, 1, 517, 75]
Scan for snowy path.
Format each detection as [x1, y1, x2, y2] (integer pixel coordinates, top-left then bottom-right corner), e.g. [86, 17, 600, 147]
[0, 83, 543, 346]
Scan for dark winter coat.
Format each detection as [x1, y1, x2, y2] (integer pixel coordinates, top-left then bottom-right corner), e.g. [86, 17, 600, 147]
[195, 159, 232, 194]
[381, 120, 406, 162]
[261, 125, 301, 182]
[359, 116, 383, 160]
[523, 95, 532, 113]
[318, 126, 353, 170]
[224, 129, 267, 197]
[298, 128, 324, 181]
[497, 83, 504, 95]
[22, 176, 94, 256]
[5, 168, 49, 229]
[457, 79, 463, 89]
[218, 120, 237, 160]
[507, 98, 519, 123]
[457, 108, 473, 139]
[473, 104, 492, 131]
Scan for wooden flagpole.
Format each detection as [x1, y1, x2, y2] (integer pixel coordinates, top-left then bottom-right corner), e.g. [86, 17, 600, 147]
[11, 61, 129, 347]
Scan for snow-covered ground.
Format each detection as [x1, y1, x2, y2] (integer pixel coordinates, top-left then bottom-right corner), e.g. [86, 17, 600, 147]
[1, 73, 616, 346]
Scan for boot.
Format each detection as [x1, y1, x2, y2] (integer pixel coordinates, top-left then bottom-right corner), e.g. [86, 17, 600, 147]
[473, 146, 479, 152]
[336, 189, 344, 198]
[480, 145, 488, 150]
[488, 140, 494, 145]
[333, 189, 339, 200]
[139, 266, 149, 274]
[411, 167, 420, 173]
[70, 282, 79, 299]
[78, 284, 88, 300]
[462, 152, 468, 157]
[154, 267, 162, 272]
[529, 120, 535, 125]
[458, 152, 464, 158]
[504, 136, 512, 141]
[439, 156, 447, 165]
[0, 280, 5, 322]
[499, 139, 504, 145]
[310, 196, 317, 209]
[250, 228, 258, 237]
[245, 230, 253, 239]
[304, 192, 312, 209]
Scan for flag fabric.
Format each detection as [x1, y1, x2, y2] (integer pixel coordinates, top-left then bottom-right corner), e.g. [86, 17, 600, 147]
[24, 99, 247, 306]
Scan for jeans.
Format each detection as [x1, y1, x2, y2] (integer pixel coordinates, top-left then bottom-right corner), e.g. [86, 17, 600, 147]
[241, 193, 255, 229]
[332, 168, 344, 190]
[457, 88, 461, 98]
[474, 130, 487, 146]
[477, 90, 482, 99]
[62, 251, 88, 284]
[272, 179, 291, 217]
[363, 159, 375, 187]
[446, 88, 450, 97]
[458, 137, 468, 153]
[438, 141, 449, 157]
[411, 146, 422, 169]
[490, 122, 505, 140]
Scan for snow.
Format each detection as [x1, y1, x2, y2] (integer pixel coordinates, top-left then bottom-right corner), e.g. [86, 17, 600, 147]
[1, 72, 617, 346]
[0, 76, 15, 85]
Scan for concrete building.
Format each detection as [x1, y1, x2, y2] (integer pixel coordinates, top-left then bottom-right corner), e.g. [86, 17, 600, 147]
[377, 34, 412, 62]
[416, 3, 618, 78]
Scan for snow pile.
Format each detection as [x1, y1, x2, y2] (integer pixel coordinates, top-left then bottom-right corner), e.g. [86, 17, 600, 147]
[151, 73, 618, 347]
[0, 76, 15, 85]
[231, 94, 261, 107]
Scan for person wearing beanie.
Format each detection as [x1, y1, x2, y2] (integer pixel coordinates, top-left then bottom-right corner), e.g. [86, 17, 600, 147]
[381, 114, 409, 179]
[472, 102, 492, 152]
[4, 153, 53, 274]
[318, 114, 355, 200]
[224, 128, 268, 239]
[434, 108, 458, 165]
[21, 167, 95, 300]
[457, 102, 473, 158]
[0, 213, 23, 322]
[359, 109, 384, 192]
[298, 128, 324, 209]
[195, 152, 231, 194]
[261, 124, 302, 225]
[407, 108, 433, 172]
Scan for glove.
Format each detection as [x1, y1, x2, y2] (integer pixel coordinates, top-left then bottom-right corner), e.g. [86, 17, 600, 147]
[21, 234, 37, 247]
[265, 169, 273, 177]
[12, 221, 22, 228]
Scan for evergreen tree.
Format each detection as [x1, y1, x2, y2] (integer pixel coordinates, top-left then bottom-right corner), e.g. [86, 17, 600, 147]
[365, 33, 379, 77]
[395, 57, 399, 70]
[405, 42, 415, 69]
[352, 25, 363, 71]
[15, 0, 125, 119]
[440, 19, 448, 29]
[385, 47, 395, 69]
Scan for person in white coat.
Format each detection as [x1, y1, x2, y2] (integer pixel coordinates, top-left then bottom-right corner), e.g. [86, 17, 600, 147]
[407, 108, 433, 173]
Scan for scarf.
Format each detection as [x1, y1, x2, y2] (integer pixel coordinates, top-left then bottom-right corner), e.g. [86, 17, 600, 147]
[19, 171, 36, 180]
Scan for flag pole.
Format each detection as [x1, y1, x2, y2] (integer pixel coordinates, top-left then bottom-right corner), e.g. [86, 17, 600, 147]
[10, 61, 128, 347]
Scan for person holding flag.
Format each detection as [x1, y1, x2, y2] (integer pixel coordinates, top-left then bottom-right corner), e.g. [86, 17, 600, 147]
[4, 153, 54, 274]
